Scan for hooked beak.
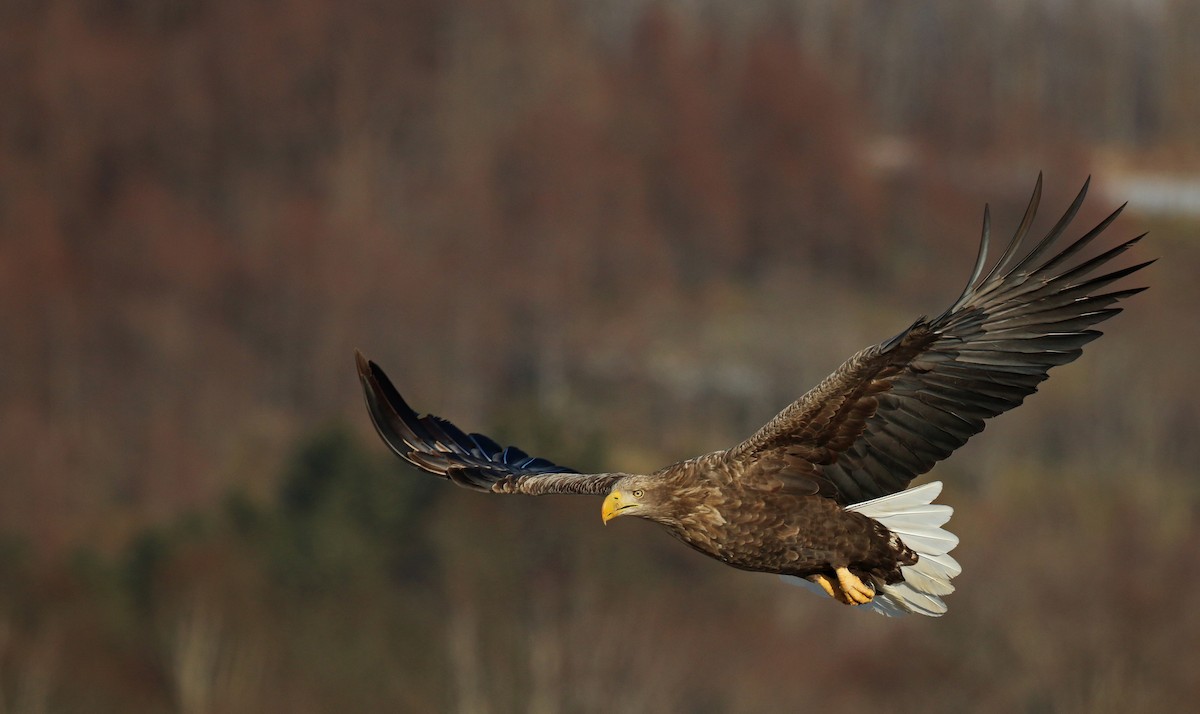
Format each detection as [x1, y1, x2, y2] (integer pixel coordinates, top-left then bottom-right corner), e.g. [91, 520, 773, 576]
[602, 490, 639, 524]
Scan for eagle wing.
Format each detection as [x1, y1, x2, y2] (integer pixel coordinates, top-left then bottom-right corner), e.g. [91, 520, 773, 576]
[356, 352, 622, 496]
[727, 176, 1151, 505]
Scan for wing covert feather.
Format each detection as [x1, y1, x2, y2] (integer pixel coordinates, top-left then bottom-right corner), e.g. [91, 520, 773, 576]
[727, 176, 1150, 504]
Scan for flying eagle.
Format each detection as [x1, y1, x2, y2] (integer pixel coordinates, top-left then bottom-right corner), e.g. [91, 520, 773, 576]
[356, 176, 1149, 617]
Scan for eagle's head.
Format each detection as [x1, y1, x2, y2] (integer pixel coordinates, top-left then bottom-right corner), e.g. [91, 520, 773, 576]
[602, 475, 668, 524]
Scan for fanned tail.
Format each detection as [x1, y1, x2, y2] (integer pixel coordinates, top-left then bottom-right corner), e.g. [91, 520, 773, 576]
[848, 481, 961, 617]
[781, 481, 961, 617]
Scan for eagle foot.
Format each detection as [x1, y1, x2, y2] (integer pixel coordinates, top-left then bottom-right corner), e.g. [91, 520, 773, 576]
[835, 567, 875, 605]
[808, 569, 874, 605]
[809, 574, 839, 600]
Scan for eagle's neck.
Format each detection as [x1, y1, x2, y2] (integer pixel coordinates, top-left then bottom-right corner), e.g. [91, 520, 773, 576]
[648, 456, 728, 550]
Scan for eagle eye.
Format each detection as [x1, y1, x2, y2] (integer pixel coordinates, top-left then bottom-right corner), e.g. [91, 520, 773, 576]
[632, 489, 644, 498]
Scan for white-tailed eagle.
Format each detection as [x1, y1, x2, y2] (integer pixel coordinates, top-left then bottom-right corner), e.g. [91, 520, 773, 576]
[356, 176, 1149, 616]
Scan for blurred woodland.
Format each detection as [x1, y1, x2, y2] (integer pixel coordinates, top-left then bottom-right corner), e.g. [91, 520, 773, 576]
[2, 0, 1199, 711]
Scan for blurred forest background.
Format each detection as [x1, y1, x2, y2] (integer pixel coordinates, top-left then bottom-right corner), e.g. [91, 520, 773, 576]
[2, 0, 1199, 711]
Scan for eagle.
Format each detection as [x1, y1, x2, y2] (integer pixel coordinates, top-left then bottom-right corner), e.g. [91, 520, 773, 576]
[356, 176, 1149, 616]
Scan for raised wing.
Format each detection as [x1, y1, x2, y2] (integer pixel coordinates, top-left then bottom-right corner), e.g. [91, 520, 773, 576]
[727, 175, 1151, 505]
[356, 352, 623, 496]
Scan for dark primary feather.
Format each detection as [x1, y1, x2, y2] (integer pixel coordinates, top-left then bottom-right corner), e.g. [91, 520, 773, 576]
[355, 351, 623, 496]
[728, 175, 1152, 505]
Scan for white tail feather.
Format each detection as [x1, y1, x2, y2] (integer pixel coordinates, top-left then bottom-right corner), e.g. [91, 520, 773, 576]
[780, 481, 962, 618]
[850, 481, 960, 616]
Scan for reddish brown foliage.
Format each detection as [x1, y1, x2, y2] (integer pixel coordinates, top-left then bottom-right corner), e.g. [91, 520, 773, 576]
[0, 1, 1196, 710]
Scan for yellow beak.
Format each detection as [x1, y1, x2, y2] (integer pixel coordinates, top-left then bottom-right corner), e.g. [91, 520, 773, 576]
[602, 490, 632, 524]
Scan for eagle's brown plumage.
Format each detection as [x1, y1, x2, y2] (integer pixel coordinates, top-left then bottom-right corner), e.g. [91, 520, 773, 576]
[356, 176, 1150, 616]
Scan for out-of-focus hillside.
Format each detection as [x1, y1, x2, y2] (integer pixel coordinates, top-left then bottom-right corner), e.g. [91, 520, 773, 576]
[4, 0, 1194, 547]
[1, 0, 1198, 710]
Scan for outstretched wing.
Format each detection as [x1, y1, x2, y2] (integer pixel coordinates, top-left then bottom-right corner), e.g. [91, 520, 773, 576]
[727, 175, 1151, 505]
[356, 352, 623, 496]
